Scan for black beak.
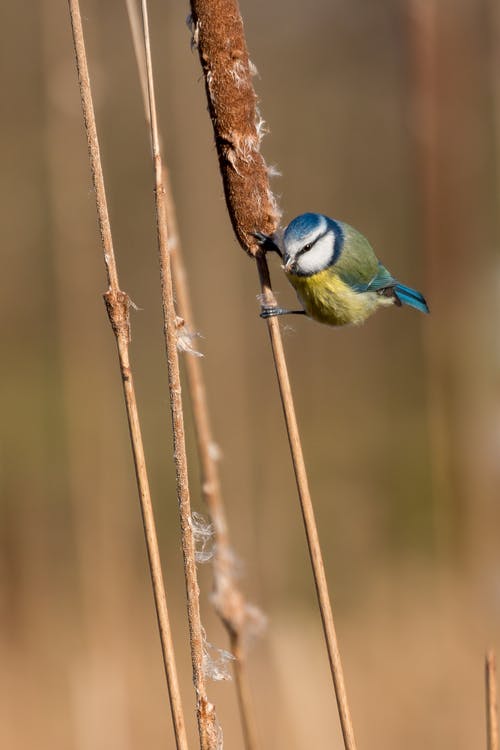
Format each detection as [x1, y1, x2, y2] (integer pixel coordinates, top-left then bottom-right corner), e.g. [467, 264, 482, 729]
[250, 231, 283, 258]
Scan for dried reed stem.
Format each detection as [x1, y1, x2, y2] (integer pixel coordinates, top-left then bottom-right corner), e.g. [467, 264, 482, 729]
[139, 1, 220, 747]
[486, 651, 499, 750]
[189, 1, 357, 748]
[125, 2, 260, 746]
[67, 3, 188, 748]
[170, 202, 260, 750]
[256, 258, 356, 750]
[42, 2, 133, 739]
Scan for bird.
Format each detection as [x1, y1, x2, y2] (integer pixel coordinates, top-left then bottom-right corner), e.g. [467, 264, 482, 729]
[255, 212, 429, 327]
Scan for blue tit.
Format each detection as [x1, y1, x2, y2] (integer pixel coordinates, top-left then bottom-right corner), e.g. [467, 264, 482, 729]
[256, 213, 429, 327]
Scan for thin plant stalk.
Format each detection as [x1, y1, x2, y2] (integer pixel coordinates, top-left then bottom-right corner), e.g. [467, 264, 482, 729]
[67, 3, 189, 749]
[138, 1, 220, 747]
[486, 651, 499, 750]
[188, 1, 357, 748]
[125, 2, 260, 747]
[167, 159, 260, 750]
[256, 258, 356, 750]
[42, 4, 133, 744]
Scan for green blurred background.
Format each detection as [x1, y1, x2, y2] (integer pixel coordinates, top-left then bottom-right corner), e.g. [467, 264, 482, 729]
[1, 0, 499, 747]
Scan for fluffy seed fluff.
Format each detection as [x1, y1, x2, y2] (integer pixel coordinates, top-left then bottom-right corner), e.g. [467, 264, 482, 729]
[185, 14, 199, 49]
[175, 320, 203, 357]
[202, 636, 235, 682]
[190, 512, 215, 563]
[229, 59, 248, 88]
[267, 163, 282, 178]
[248, 59, 259, 77]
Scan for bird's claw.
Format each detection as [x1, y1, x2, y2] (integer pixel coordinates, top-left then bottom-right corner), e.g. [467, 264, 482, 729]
[260, 306, 278, 319]
[251, 231, 282, 257]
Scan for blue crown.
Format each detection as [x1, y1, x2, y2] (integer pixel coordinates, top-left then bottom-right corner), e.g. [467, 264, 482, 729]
[284, 212, 325, 242]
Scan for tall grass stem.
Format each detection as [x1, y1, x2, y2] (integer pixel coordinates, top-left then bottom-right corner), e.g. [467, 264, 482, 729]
[486, 651, 499, 750]
[67, 2, 189, 748]
[189, 0, 357, 747]
[138, 1, 221, 746]
[125, 1, 261, 746]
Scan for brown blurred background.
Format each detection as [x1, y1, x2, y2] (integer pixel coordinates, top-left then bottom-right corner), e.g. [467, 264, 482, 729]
[1, 0, 499, 748]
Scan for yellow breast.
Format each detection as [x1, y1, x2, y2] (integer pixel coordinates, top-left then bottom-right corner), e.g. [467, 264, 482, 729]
[286, 268, 392, 326]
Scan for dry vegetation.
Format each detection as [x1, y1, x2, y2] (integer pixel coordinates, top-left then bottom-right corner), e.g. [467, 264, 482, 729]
[1, 0, 499, 748]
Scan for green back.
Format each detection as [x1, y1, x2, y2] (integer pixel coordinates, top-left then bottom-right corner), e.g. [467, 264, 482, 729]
[336, 223, 395, 292]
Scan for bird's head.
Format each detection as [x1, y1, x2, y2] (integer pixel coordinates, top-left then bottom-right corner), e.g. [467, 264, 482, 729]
[282, 213, 344, 277]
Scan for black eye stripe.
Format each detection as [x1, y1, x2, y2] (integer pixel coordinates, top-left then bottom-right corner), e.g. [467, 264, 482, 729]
[296, 228, 330, 258]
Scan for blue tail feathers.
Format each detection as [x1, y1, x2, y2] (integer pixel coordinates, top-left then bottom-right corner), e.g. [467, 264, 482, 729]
[394, 284, 429, 314]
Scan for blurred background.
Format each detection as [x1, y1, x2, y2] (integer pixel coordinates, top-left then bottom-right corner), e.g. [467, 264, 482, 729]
[1, 0, 499, 747]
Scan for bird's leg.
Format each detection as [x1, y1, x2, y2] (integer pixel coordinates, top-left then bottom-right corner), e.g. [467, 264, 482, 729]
[260, 306, 306, 319]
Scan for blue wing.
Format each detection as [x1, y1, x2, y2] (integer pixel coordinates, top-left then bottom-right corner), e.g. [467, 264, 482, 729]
[350, 266, 429, 313]
[333, 223, 429, 313]
[349, 262, 395, 293]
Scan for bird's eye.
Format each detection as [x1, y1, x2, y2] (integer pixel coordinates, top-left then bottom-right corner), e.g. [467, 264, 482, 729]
[296, 240, 315, 258]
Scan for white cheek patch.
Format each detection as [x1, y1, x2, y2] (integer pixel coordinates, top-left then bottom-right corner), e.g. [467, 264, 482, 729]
[284, 215, 328, 257]
[297, 231, 335, 275]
